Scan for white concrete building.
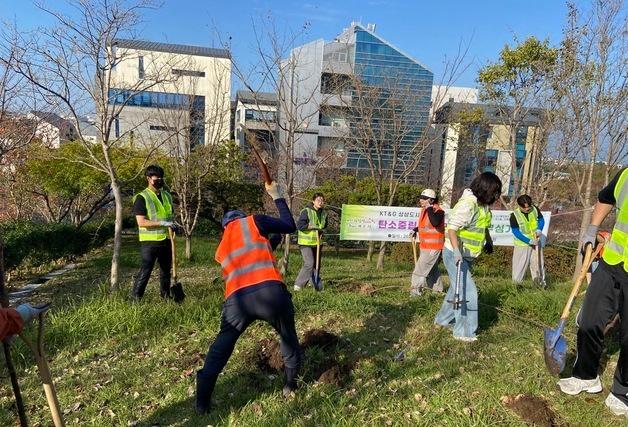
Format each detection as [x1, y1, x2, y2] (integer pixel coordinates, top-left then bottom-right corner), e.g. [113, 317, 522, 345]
[107, 39, 231, 147]
[28, 111, 77, 148]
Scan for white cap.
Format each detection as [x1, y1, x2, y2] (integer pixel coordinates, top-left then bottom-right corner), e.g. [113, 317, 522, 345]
[420, 188, 436, 199]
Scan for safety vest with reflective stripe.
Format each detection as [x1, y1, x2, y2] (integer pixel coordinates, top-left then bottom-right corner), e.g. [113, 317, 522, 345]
[134, 188, 173, 242]
[215, 216, 283, 299]
[602, 168, 628, 272]
[513, 206, 539, 247]
[418, 204, 444, 250]
[446, 195, 492, 258]
[297, 207, 327, 246]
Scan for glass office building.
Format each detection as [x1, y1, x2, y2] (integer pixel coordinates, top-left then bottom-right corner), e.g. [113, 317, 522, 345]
[346, 27, 434, 183]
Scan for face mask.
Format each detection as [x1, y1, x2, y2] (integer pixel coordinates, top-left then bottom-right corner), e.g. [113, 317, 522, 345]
[150, 177, 164, 189]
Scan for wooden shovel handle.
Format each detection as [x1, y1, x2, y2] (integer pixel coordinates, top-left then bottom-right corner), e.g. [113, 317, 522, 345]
[559, 238, 605, 321]
[169, 228, 177, 281]
[249, 142, 272, 185]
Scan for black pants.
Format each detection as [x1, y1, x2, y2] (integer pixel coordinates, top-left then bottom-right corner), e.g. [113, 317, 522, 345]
[573, 260, 628, 403]
[132, 240, 172, 299]
[198, 282, 301, 388]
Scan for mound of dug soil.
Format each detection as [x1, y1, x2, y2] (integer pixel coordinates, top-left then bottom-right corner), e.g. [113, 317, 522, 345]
[501, 394, 557, 426]
[254, 338, 284, 373]
[317, 362, 354, 386]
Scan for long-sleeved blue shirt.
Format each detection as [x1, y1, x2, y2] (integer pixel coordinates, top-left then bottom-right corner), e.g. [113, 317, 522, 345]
[510, 206, 544, 244]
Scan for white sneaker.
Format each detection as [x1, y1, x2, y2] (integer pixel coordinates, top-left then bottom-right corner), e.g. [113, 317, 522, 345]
[605, 393, 628, 416]
[453, 336, 477, 343]
[557, 376, 602, 395]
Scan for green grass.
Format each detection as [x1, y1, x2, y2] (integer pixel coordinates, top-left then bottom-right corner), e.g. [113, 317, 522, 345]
[0, 236, 621, 426]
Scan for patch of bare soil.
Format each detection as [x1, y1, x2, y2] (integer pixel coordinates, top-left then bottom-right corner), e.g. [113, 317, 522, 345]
[253, 338, 284, 373]
[302, 329, 339, 350]
[501, 394, 557, 426]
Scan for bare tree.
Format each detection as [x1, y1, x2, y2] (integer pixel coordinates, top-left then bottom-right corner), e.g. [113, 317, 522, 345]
[1, 0, 189, 290]
[549, 0, 626, 274]
[152, 56, 232, 259]
[225, 16, 333, 274]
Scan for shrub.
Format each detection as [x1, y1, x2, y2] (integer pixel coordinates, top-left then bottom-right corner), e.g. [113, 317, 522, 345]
[389, 242, 576, 282]
[1, 219, 117, 270]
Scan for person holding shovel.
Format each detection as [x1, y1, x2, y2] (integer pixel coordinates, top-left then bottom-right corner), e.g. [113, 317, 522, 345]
[295, 193, 327, 291]
[196, 181, 301, 414]
[434, 172, 502, 342]
[557, 167, 628, 416]
[510, 195, 545, 284]
[410, 188, 445, 296]
[131, 165, 178, 300]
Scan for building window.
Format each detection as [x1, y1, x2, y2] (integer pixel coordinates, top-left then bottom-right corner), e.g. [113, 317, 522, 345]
[236, 110, 240, 122]
[321, 73, 351, 95]
[138, 56, 144, 80]
[319, 106, 346, 127]
[245, 109, 275, 121]
[172, 69, 206, 78]
[108, 89, 204, 110]
[114, 116, 120, 138]
[149, 125, 176, 131]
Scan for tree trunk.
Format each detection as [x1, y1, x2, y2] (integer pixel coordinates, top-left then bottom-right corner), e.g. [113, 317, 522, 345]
[185, 235, 192, 260]
[376, 241, 386, 270]
[109, 180, 123, 292]
[279, 234, 291, 276]
[366, 241, 374, 262]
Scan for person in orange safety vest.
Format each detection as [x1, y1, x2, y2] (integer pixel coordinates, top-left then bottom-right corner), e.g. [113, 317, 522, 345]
[410, 188, 445, 296]
[195, 181, 300, 415]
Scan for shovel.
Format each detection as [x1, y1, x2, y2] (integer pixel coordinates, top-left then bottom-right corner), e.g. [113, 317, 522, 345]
[312, 231, 323, 291]
[168, 228, 186, 303]
[410, 233, 418, 264]
[19, 305, 65, 427]
[534, 242, 547, 289]
[543, 242, 602, 376]
[447, 259, 466, 310]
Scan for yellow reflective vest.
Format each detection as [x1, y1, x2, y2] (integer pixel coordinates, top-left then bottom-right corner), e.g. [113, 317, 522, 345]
[134, 188, 173, 242]
[602, 168, 628, 272]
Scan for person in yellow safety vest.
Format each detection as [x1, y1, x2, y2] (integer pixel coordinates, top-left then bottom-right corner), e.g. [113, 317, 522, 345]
[558, 167, 628, 416]
[510, 194, 546, 284]
[131, 165, 178, 300]
[294, 193, 327, 291]
[434, 172, 502, 342]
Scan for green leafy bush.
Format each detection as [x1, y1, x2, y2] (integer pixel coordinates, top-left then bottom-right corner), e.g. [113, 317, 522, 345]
[1, 220, 116, 270]
[389, 242, 576, 282]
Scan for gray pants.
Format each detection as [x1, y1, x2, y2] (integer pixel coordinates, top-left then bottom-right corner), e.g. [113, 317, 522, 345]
[512, 245, 544, 282]
[295, 246, 318, 288]
[411, 248, 443, 294]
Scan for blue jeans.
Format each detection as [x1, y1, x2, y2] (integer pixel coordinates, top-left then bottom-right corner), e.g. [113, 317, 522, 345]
[434, 248, 478, 339]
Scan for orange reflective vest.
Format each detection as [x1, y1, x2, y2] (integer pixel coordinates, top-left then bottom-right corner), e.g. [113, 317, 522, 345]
[215, 216, 283, 299]
[418, 204, 445, 250]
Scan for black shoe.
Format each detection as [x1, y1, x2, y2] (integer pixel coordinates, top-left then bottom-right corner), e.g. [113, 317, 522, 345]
[196, 371, 217, 415]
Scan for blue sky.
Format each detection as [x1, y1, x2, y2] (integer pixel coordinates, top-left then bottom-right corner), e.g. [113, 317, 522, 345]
[0, 0, 575, 90]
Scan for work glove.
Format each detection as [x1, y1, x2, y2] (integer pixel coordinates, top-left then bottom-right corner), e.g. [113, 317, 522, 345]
[580, 224, 598, 252]
[452, 247, 463, 265]
[409, 230, 417, 239]
[15, 303, 51, 324]
[483, 241, 494, 254]
[265, 181, 283, 200]
[159, 220, 174, 228]
[529, 237, 539, 247]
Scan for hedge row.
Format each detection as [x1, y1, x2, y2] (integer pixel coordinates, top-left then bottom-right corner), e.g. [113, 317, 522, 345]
[0, 220, 117, 270]
[388, 242, 578, 282]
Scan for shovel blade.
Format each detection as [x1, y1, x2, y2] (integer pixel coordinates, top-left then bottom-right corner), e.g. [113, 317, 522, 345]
[312, 272, 323, 292]
[171, 281, 185, 303]
[543, 326, 567, 376]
